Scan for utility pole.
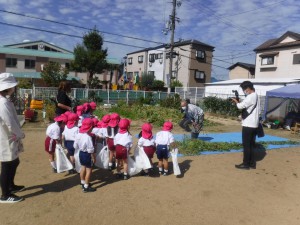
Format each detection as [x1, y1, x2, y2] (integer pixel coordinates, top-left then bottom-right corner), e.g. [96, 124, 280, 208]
[168, 0, 177, 93]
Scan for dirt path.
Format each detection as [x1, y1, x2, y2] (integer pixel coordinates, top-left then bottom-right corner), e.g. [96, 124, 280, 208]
[0, 123, 300, 225]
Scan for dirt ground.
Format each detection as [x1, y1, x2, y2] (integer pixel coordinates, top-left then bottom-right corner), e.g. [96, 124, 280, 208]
[0, 116, 300, 225]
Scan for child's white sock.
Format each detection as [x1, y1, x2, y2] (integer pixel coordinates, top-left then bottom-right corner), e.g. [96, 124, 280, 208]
[124, 172, 128, 176]
[164, 169, 168, 173]
[84, 184, 89, 188]
[109, 162, 113, 166]
[159, 167, 163, 172]
[81, 180, 85, 185]
[50, 161, 56, 169]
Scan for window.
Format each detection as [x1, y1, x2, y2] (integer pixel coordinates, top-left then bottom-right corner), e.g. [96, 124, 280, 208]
[128, 57, 132, 64]
[127, 72, 133, 79]
[149, 54, 155, 62]
[155, 53, 163, 59]
[195, 71, 205, 81]
[261, 56, 274, 65]
[148, 71, 155, 77]
[138, 55, 143, 63]
[6, 58, 17, 68]
[293, 54, 300, 64]
[196, 50, 205, 60]
[25, 59, 35, 69]
[24, 45, 38, 50]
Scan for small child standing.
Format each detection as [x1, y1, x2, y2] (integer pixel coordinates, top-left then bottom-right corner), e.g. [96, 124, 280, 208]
[138, 123, 156, 176]
[73, 118, 96, 193]
[62, 113, 79, 174]
[106, 113, 120, 171]
[155, 121, 175, 176]
[114, 119, 132, 180]
[45, 114, 67, 173]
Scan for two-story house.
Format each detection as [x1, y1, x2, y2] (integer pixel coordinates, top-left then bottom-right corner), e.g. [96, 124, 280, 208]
[0, 40, 120, 86]
[254, 31, 300, 79]
[126, 39, 214, 87]
[228, 62, 255, 80]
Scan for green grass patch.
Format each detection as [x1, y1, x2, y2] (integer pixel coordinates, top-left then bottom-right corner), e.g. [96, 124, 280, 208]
[176, 137, 300, 155]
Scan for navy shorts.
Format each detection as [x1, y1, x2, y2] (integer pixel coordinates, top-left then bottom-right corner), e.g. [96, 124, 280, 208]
[64, 140, 75, 156]
[156, 145, 169, 159]
[79, 151, 92, 168]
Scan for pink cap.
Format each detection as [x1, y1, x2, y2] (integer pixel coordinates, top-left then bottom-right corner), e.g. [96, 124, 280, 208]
[89, 102, 97, 110]
[64, 111, 72, 117]
[97, 120, 103, 128]
[79, 118, 93, 133]
[83, 103, 91, 113]
[67, 113, 79, 129]
[162, 121, 173, 131]
[92, 118, 98, 126]
[101, 114, 110, 128]
[54, 114, 68, 123]
[118, 118, 131, 134]
[108, 113, 120, 128]
[141, 123, 153, 139]
[76, 105, 84, 116]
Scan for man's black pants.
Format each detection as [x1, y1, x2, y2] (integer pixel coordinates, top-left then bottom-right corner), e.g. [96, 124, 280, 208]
[0, 158, 20, 197]
[242, 127, 257, 166]
[179, 118, 192, 132]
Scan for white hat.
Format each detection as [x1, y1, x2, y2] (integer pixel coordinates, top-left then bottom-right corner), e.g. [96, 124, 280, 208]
[0, 73, 18, 91]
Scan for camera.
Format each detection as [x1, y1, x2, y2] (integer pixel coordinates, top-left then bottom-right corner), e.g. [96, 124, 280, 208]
[228, 90, 239, 102]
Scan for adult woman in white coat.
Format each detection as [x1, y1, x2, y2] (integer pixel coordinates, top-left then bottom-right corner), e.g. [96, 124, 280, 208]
[0, 73, 25, 203]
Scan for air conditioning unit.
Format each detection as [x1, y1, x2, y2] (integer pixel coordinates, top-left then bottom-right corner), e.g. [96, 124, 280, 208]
[41, 64, 44, 71]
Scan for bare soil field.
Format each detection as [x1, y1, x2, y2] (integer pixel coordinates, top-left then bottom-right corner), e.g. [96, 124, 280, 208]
[0, 116, 300, 225]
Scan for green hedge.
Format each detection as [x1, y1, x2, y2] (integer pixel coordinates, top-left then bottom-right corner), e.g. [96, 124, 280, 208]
[203, 96, 240, 117]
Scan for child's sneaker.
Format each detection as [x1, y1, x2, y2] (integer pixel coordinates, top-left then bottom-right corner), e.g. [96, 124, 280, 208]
[163, 172, 168, 176]
[10, 185, 25, 194]
[53, 168, 57, 173]
[82, 185, 96, 193]
[0, 194, 24, 203]
[159, 171, 163, 175]
[116, 173, 123, 179]
[123, 174, 129, 180]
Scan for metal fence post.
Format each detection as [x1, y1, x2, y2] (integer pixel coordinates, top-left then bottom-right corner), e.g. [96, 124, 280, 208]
[143, 90, 145, 99]
[126, 90, 129, 105]
[107, 89, 110, 104]
[195, 87, 197, 104]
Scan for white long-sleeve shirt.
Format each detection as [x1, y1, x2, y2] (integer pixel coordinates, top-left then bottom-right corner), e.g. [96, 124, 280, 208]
[237, 92, 260, 128]
[0, 96, 25, 161]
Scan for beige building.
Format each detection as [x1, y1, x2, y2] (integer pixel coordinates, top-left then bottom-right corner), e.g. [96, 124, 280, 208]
[254, 31, 300, 79]
[125, 40, 214, 87]
[228, 62, 255, 80]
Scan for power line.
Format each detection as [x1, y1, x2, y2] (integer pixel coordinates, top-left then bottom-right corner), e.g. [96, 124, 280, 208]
[0, 9, 165, 45]
[0, 21, 148, 49]
[221, 0, 285, 18]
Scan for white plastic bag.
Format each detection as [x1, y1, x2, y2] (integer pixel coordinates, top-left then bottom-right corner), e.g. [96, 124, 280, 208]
[95, 145, 109, 169]
[171, 148, 181, 176]
[134, 146, 152, 170]
[74, 148, 81, 173]
[128, 155, 142, 176]
[55, 145, 73, 173]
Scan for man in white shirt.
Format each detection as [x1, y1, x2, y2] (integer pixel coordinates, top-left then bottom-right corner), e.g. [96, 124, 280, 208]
[231, 81, 260, 170]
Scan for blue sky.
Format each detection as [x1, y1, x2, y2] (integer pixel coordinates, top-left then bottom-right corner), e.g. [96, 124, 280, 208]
[0, 0, 299, 80]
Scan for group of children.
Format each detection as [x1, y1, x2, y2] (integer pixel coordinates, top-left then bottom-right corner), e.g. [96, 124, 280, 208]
[45, 101, 176, 193]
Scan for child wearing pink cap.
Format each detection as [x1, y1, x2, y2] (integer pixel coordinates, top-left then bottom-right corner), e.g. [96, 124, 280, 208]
[62, 113, 79, 174]
[138, 123, 156, 176]
[45, 114, 67, 173]
[89, 102, 97, 117]
[106, 113, 120, 171]
[82, 103, 92, 119]
[73, 118, 96, 193]
[155, 121, 175, 176]
[114, 118, 132, 180]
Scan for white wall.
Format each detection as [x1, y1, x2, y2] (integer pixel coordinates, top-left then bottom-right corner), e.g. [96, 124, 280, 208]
[255, 47, 300, 79]
[147, 48, 165, 82]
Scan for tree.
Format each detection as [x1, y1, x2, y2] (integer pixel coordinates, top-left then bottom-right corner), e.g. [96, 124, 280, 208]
[151, 80, 165, 91]
[87, 76, 102, 89]
[41, 62, 68, 87]
[71, 27, 108, 85]
[171, 79, 183, 88]
[140, 72, 155, 90]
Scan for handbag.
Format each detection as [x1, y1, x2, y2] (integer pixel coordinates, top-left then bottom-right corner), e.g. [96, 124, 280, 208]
[241, 95, 258, 120]
[257, 122, 265, 138]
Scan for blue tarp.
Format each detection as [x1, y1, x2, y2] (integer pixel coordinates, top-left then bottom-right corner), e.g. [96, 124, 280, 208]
[266, 84, 300, 99]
